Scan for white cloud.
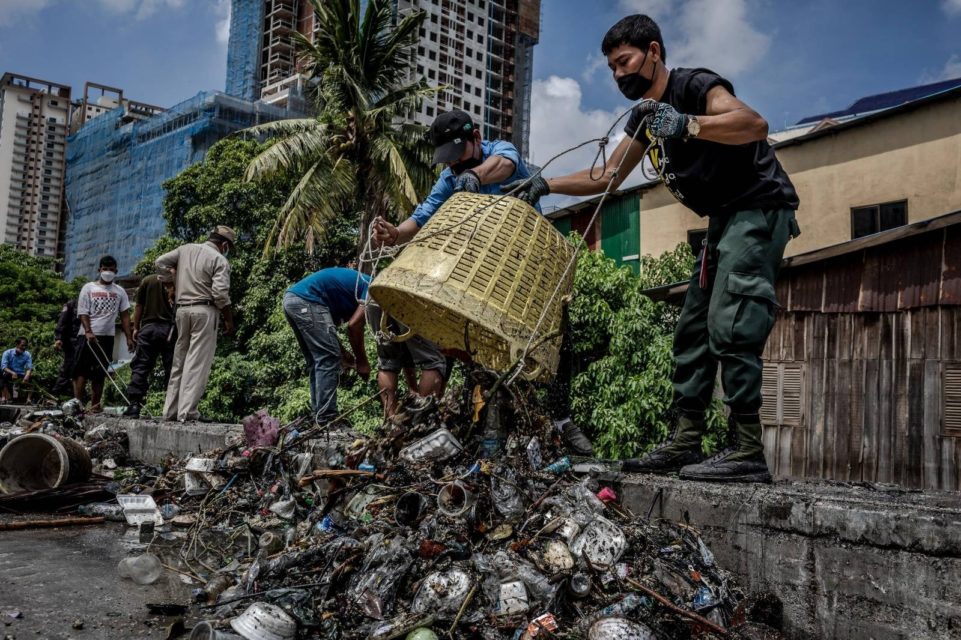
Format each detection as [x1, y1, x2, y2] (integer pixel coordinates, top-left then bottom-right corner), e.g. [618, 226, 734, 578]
[529, 76, 652, 209]
[0, 0, 55, 26]
[943, 0, 961, 16]
[937, 54, 961, 81]
[581, 52, 609, 83]
[619, 0, 770, 77]
[215, 0, 231, 45]
[96, 0, 186, 21]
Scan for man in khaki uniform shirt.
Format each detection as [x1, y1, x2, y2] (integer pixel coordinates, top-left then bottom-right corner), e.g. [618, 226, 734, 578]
[155, 226, 235, 421]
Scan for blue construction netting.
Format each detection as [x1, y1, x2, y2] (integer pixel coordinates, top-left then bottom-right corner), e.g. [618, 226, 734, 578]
[225, 0, 265, 101]
[63, 91, 292, 280]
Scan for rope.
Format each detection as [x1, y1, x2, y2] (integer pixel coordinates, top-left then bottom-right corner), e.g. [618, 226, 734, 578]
[505, 119, 659, 385]
[349, 103, 668, 385]
[83, 338, 157, 419]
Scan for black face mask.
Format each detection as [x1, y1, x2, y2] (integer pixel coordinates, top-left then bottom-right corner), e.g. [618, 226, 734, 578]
[616, 50, 654, 101]
[450, 142, 483, 175]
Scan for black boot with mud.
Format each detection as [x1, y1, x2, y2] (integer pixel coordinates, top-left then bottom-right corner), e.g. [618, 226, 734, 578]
[621, 413, 705, 473]
[679, 414, 772, 483]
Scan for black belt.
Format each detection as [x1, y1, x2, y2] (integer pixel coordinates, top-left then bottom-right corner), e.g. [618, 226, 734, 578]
[178, 301, 215, 307]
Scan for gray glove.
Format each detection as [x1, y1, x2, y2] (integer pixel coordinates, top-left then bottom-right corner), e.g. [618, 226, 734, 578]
[501, 175, 550, 206]
[454, 169, 482, 193]
[634, 99, 689, 139]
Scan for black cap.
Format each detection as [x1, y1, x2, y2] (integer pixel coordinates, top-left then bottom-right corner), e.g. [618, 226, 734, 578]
[430, 110, 476, 165]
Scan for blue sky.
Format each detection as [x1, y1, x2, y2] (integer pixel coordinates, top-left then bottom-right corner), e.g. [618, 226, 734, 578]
[0, 0, 958, 176]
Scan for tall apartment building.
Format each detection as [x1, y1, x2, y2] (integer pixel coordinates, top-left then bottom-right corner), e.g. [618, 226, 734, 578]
[225, 0, 540, 157]
[0, 73, 71, 259]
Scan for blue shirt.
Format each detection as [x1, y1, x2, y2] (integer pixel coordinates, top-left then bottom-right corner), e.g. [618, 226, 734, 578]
[409, 139, 539, 227]
[1, 349, 32, 375]
[288, 267, 371, 325]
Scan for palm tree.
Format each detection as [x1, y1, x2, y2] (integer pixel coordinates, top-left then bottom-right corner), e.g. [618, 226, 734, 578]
[244, 0, 439, 256]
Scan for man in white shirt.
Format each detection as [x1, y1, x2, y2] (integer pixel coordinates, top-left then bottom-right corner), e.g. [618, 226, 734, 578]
[72, 255, 135, 412]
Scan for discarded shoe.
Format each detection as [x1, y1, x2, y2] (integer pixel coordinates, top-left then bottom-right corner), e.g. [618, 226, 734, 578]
[122, 402, 142, 418]
[554, 418, 593, 456]
[621, 413, 705, 474]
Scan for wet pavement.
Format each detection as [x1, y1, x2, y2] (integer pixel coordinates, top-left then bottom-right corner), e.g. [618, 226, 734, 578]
[0, 523, 192, 640]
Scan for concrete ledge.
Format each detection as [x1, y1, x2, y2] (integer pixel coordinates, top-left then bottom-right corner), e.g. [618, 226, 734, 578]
[93, 416, 242, 464]
[614, 474, 961, 640]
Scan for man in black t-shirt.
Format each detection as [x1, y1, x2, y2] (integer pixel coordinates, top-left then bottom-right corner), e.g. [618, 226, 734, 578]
[506, 14, 801, 483]
[122, 274, 177, 418]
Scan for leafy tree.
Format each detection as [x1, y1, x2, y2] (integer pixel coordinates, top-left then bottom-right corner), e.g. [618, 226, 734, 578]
[566, 241, 726, 458]
[0, 245, 83, 394]
[136, 136, 376, 422]
[244, 0, 438, 255]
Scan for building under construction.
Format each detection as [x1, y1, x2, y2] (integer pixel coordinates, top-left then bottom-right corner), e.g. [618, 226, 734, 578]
[63, 91, 293, 279]
[225, 0, 541, 158]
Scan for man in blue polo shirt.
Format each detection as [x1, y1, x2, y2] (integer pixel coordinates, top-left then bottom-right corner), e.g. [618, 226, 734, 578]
[371, 110, 594, 456]
[284, 267, 371, 424]
[1, 337, 33, 402]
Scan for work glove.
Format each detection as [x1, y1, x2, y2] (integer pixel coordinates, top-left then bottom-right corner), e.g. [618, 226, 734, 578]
[501, 174, 550, 207]
[634, 99, 690, 139]
[453, 169, 482, 193]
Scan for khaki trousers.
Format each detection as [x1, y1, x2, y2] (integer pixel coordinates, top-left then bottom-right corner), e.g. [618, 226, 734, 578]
[163, 306, 218, 421]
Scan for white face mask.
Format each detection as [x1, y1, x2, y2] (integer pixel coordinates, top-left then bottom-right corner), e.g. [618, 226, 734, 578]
[100, 270, 116, 283]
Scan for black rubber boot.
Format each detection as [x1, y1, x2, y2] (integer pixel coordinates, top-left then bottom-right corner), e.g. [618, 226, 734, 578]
[621, 413, 706, 474]
[679, 414, 772, 483]
[122, 402, 142, 418]
[554, 418, 594, 456]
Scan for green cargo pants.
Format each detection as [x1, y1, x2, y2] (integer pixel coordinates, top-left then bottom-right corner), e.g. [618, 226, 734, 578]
[672, 208, 800, 417]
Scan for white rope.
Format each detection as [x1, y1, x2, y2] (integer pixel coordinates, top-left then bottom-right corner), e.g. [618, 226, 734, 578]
[505, 116, 665, 385]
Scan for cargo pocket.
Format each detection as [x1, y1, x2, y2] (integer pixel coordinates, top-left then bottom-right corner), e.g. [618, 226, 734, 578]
[718, 272, 778, 350]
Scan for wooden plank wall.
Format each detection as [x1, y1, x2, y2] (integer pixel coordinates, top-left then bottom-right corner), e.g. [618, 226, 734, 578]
[760, 307, 961, 491]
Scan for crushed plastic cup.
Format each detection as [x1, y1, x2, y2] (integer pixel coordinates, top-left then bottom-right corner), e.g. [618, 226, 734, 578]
[411, 568, 473, 618]
[117, 553, 163, 585]
[541, 540, 574, 574]
[588, 617, 654, 640]
[495, 580, 529, 616]
[398, 428, 463, 463]
[570, 515, 627, 568]
[229, 601, 296, 640]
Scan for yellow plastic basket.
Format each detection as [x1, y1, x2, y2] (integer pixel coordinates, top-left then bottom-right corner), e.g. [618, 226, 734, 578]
[369, 193, 575, 380]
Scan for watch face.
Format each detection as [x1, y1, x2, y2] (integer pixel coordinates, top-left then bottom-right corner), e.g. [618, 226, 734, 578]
[688, 117, 700, 137]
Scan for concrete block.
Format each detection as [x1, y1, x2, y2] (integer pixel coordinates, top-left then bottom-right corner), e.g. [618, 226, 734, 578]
[92, 416, 242, 464]
[614, 473, 961, 640]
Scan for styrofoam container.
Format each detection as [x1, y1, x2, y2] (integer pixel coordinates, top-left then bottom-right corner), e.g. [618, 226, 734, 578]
[116, 494, 163, 526]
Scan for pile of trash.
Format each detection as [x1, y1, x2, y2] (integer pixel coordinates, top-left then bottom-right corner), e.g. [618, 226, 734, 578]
[0, 380, 785, 639]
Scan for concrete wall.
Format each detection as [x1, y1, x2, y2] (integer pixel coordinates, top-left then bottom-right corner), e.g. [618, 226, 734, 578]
[615, 473, 961, 640]
[639, 93, 961, 259]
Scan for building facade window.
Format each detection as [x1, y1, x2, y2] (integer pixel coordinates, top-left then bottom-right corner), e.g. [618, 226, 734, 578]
[851, 200, 907, 239]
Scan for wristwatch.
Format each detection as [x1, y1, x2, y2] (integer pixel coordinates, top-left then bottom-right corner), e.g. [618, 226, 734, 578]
[686, 115, 701, 139]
